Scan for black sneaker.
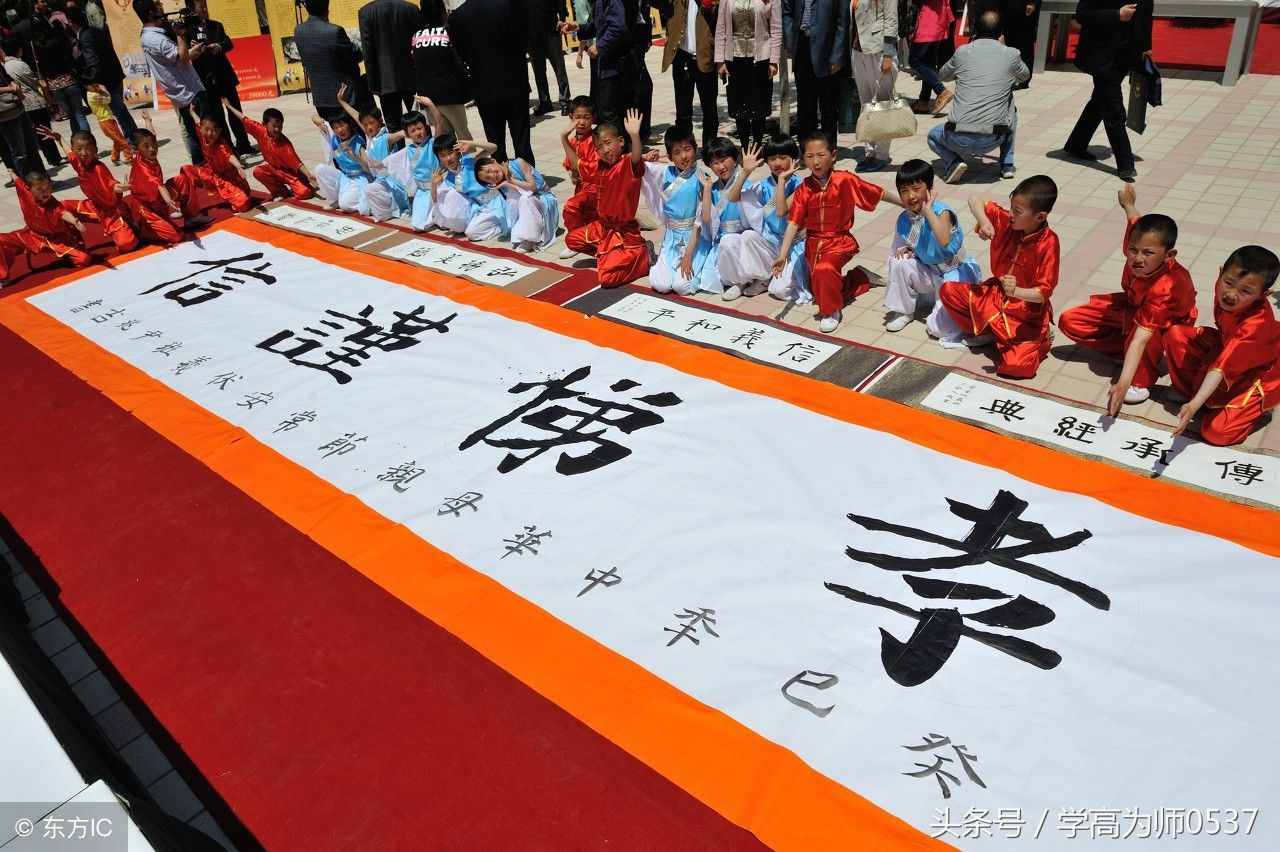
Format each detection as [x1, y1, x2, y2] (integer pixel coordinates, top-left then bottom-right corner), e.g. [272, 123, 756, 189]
[533, 102, 554, 116]
[560, 103, 571, 116]
[1118, 167, 1137, 182]
[1063, 146, 1099, 161]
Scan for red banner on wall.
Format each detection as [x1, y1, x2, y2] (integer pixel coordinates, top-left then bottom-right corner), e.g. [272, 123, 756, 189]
[155, 34, 278, 109]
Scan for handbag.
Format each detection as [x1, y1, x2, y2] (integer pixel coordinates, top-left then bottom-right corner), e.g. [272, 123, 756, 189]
[855, 93, 918, 144]
[1126, 57, 1160, 135]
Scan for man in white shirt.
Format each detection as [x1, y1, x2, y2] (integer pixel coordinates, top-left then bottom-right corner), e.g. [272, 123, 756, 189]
[133, 0, 207, 163]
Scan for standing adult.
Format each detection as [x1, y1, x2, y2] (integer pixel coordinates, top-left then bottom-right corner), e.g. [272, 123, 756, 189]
[134, 0, 206, 163]
[294, 0, 370, 122]
[566, 0, 598, 98]
[529, 0, 571, 115]
[72, 1, 139, 142]
[1000, 0, 1038, 87]
[909, 0, 955, 114]
[714, 0, 781, 150]
[449, 0, 535, 163]
[782, 0, 849, 146]
[0, 48, 37, 177]
[184, 0, 253, 155]
[359, 0, 420, 132]
[14, 0, 88, 134]
[659, 0, 718, 151]
[411, 0, 472, 138]
[851, 0, 898, 172]
[1, 39, 55, 168]
[1063, 0, 1151, 181]
[927, 10, 1026, 183]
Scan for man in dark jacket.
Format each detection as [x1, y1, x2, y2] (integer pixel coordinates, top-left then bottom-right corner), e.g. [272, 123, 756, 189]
[449, 0, 535, 163]
[185, 0, 253, 155]
[782, 0, 850, 144]
[1062, 0, 1152, 180]
[294, 0, 371, 121]
[529, 0, 571, 115]
[75, 9, 139, 140]
[565, 0, 653, 139]
[358, 0, 419, 132]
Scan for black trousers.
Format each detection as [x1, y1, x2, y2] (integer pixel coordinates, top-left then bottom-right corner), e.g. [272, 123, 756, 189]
[727, 58, 772, 148]
[477, 94, 535, 164]
[200, 87, 254, 154]
[1065, 72, 1133, 171]
[793, 34, 841, 145]
[377, 91, 415, 133]
[597, 48, 653, 140]
[530, 27, 571, 107]
[0, 113, 37, 177]
[671, 50, 718, 149]
[25, 107, 59, 167]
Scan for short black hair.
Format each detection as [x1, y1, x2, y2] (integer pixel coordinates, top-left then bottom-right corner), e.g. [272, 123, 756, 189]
[24, 169, 50, 185]
[132, 128, 156, 145]
[131, 0, 157, 24]
[975, 9, 1003, 39]
[569, 95, 595, 115]
[0, 38, 21, 56]
[329, 114, 356, 133]
[262, 107, 284, 124]
[402, 110, 427, 129]
[704, 136, 740, 164]
[592, 116, 624, 140]
[1224, 245, 1280, 290]
[762, 134, 799, 160]
[799, 129, 834, 153]
[473, 155, 497, 180]
[358, 107, 383, 125]
[69, 130, 96, 147]
[431, 132, 457, 152]
[303, 0, 328, 17]
[1011, 174, 1058, 214]
[663, 124, 696, 156]
[895, 158, 934, 190]
[1131, 213, 1178, 250]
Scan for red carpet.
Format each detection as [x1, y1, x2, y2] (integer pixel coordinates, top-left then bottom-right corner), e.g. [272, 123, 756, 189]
[0, 263, 762, 850]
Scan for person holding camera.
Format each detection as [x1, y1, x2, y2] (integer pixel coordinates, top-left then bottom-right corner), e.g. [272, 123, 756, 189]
[185, 0, 255, 156]
[133, 0, 206, 164]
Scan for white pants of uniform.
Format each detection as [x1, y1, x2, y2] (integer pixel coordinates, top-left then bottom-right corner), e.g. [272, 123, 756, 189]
[767, 248, 812, 304]
[315, 164, 369, 215]
[852, 50, 899, 162]
[510, 192, 544, 245]
[884, 254, 965, 341]
[432, 185, 471, 233]
[466, 211, 505, 241]
[364, 181, 403, 222]
[717, 230, 775, 288]
[650, 257, 700, 296]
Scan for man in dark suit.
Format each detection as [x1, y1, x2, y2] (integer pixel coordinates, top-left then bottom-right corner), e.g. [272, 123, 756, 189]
[358, 0, 420, 132]
[185, 0, 253, 155]
[1063, 0, 1152, 180]
[530, 0, 571, 115]
[449, 0, 536, 164]
[782, 0, 850, 145]
[563, 0, 653, 139]
[294, 0, 371, 121]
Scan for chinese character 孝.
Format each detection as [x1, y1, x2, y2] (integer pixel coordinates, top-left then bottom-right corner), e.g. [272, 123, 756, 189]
[460, 367, 682, 475]
[903, 733, 987, 799]
[139, 252, 277, 307]
[501, 525, 552, 558]
[377, 461, 426, 493]
[257, 304, 456, 385]
[827, 490, 1104, 686]
[577, 566, 622, 597]
[664, 607, 719, 646]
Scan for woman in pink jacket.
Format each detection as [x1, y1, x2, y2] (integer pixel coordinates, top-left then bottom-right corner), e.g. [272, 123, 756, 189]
[714, 0, 781, 149]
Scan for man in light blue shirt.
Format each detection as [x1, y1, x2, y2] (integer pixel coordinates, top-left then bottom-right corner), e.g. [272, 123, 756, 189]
[134, 0, 207, 163]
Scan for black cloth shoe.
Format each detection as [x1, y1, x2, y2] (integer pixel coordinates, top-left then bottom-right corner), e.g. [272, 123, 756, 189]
[533, 101, 554, 116]
[1063, 146, 1099, 161]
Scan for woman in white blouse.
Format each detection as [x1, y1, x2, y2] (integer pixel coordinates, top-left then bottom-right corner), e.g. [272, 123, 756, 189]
[714, 0, 781, 149]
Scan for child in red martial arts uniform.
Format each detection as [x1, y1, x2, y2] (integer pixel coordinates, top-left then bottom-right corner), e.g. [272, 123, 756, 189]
[0, 172, 95, 286]
[1059, 185, 1196, 414]
[128, 128, 198, 245]
[938, 176, 1060, 378]
[223, 99, 317, 201]
[45, 129, 139, 254]
[562, 109, 650, 288]
[559, 95, 597, 258]
[1165, 245, 1280, 447]
[771, 130, 901, 334]
[189, 115, 253, 213]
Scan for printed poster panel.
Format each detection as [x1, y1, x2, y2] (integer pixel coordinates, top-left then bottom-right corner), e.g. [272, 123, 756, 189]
[22, 231, 1279, 849]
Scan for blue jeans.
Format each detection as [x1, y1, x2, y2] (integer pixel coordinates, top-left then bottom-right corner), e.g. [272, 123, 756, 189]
[927, 120, 1016, 172]
[51, 83, 89, 134]
[909, 41, 946, 98]
[107, 81, 139, 140]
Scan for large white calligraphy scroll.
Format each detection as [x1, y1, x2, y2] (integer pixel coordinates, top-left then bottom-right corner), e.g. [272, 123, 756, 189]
[26, 232, 1278, 849]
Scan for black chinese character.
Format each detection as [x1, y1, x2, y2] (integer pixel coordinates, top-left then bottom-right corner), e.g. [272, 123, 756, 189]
[438, 492, 484, 516]
[273, 410, 317, 432]
[577, 567, 622, 597]
[778, 342, 821, 363]
[485, 265, 519, 278]
[646, 308, 676, 323]
[377, 461, 425, 493]
[1121, 437, 1170, 465]
[139, 252, 277, 307]
[236, 391, 274, 410]
[903, 734, 986, 799]
[664, 607, 719, 646]
[132, 330, 163, 340]
[257, 305, 456, 384]
[172, 356, 212, 376]
[730, 328, 766, 350]
[459, 367, 682, 475]
[828, 490, 1103, 686]
[90, 307, 126, 323]
[1053, 416, 1098, 444]
[1215, 460, 1264, 486]
[781, 670, 839, 718]
[207, 371, 242, 390]
[318, 432, 367, 458]
[501, 525, 552, 558]
[686, 318, 722, 333]
[979, 399, 1026, 422]
[152, 342, 183, 357]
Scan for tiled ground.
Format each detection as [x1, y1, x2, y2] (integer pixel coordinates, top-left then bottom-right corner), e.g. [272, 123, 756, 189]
[3, 51, 1279, 452]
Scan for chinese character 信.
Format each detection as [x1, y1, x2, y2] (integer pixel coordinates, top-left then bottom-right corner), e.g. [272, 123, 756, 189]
[778, 341, 820, 363]
[459, 367, 682, 476]
[257, 305, 456, 385]
[663, 607, 718, 646]
[138, 252, 277, 307]
[827, 490, 1103, 686]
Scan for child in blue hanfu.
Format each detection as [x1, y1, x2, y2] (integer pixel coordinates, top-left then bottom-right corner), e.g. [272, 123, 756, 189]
[429, 134, 496, 236]
[700, 137, 759, 300]
[882, 159, 980, 347]
[731, 135, 811, 304]
[320, 83, 409, 217]
[642, 125, 711, 295]
[312, 112, 367, 214]
[462, 156, 560, 252]
[364, 96, 446, 227]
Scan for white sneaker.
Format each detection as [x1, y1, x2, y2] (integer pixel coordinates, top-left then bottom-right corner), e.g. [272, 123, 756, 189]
[1124, 386, 1150, 405]
[818, 312, 842, 334]
[963, 333, 995, 347]
[722, 285, 743, 301]
[937, 336, 968, 349]
[558, 246, 576, 259]
[944, 162, 968, 184]
[884, 312, 912, 332]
